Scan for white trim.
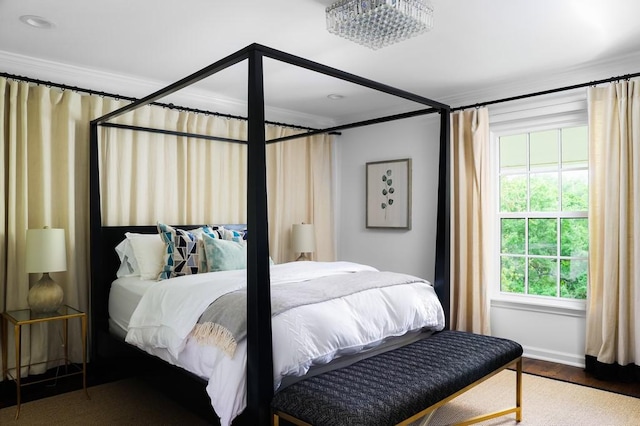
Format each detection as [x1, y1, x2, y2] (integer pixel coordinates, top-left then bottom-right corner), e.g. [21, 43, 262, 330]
[0, 49, 336, 129]
[489, 95, 589, 305]
[491, 297, 586, 318]
[489, 89, 588, 134]
[521, 344, 586, 368]
[441, 50, 640, 110]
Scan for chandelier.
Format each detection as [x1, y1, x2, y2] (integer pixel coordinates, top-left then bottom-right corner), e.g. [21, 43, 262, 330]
[326, 0, 434, 50]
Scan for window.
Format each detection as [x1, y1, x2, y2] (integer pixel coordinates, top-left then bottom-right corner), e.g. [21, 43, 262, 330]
[498, 126, 588, 300]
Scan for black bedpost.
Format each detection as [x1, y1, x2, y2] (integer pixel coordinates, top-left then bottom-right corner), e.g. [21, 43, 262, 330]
[434, 108, 451, 329]
[246, 46, 274, 425]
[89, 121, 102, 361]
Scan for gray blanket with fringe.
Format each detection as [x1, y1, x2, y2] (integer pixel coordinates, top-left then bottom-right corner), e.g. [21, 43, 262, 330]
[191, 270, 426, 357]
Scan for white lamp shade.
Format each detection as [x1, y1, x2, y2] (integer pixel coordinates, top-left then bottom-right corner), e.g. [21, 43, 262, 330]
[291, 224, 316, 253]
[25, 228, 67, 273]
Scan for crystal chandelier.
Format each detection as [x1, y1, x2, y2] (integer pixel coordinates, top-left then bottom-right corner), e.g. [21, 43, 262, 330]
[326, 0, 434, 50]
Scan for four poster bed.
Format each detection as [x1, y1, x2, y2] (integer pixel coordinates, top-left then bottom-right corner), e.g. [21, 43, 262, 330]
[89, 44, 521, 425]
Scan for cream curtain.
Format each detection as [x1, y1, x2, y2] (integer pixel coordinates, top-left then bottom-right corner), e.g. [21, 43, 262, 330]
[266, 126, 335, 262]
[586, 80, 640, 375]
[99, 110, 335, 263]
[99, 110, 249, 226]
[1, 77, 335, 380]
[450, 107, 492, 334]
[0, 78, 126, 378]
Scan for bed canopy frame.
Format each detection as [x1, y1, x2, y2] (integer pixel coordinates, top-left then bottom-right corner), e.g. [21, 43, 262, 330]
[89, 43, 451, 425]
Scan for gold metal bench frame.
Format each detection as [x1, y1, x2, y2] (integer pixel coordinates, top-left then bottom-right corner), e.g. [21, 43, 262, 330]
[273, 357, 522, 426]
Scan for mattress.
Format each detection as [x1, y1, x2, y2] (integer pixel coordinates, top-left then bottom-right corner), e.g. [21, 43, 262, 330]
[108, 277, 150, 338]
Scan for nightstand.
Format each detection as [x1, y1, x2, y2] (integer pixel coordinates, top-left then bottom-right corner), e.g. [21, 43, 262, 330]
[1, 305, 88, 419]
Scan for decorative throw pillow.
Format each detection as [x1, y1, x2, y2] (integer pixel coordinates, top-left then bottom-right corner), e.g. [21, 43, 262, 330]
[207, 225, 245, 242]
[157, 223, 199, 280]
[202, 232, 247, 272]
[193, 226, 221, 272]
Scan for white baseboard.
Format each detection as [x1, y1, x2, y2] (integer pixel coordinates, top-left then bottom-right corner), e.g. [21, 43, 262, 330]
[522, 344, 585, 368]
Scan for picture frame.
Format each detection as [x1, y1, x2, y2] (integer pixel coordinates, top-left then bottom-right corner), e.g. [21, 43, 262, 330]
[366, 158, 412, 229]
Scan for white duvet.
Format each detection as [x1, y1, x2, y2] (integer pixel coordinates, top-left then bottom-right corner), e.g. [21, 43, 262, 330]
[125, 261, 445, 426]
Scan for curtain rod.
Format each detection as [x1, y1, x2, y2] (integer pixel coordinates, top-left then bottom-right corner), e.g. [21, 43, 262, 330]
[452, 71, 640, 112]
[0, 71, 317, 132]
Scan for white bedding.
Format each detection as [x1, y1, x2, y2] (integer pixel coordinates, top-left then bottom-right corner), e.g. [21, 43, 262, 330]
[120, 261, 445, 426]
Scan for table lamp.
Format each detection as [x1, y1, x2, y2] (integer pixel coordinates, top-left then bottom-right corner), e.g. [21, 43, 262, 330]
[25, 227, 67, 313]
[292, 223, 315, 261]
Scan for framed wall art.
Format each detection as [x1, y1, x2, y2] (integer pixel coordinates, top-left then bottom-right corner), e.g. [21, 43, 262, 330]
[366, 158, 412, 229]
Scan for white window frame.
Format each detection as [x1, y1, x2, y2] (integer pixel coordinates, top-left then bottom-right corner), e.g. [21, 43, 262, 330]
[489, 90, 588, 313]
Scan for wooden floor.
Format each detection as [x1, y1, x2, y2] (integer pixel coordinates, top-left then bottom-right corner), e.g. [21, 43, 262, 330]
[520, 357, 640, 398]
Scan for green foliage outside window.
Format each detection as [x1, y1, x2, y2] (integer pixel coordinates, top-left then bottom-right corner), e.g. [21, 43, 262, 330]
[499, 126, 588, 300]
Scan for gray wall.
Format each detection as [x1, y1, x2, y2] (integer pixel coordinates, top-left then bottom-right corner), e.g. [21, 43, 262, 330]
[335, 114, 442, 282]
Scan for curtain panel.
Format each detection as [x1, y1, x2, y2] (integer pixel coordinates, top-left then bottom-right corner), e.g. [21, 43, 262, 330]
[1, 77, 335, 380]
[586, 80, 640, 381]
[450, 107, 493, 335]
[99, 110, 335, 263]
[0, 78, 126, 378]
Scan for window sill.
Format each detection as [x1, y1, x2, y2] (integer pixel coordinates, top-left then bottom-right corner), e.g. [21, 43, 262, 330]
[491, 294, 586, 318]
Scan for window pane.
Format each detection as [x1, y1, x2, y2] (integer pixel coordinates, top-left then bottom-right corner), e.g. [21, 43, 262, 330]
[528, 258, 558, 296]
[530, 130, 558, 170]
[500, 134, 527, 171]
[500, 174, 527, 212]
[560, 218, 589, 257]
[560, 259, 588, 299]
[501, 256, 525, 294]
[529, 218, 557, 256]
[501, 219, 525, 254]
[562, 126, 588, 168]
[562, 170, 588, 211]
[530, 172, 558, 211]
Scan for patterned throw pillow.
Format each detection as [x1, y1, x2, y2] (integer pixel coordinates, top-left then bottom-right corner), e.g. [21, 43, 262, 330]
[157, 223, 199, 280]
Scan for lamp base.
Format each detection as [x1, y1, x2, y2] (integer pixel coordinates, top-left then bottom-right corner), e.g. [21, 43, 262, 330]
[27, 273, 64, 313]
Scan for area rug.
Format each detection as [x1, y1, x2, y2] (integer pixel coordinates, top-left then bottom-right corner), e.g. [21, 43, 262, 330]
[1, 370, 638, 425]
[428, 370, 640, 425]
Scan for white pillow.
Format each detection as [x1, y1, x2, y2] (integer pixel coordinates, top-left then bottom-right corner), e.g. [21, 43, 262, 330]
[125, 232, 165, 280]
[115, 238, 139, 278]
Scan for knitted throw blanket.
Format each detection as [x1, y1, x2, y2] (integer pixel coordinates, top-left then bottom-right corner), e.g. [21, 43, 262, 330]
[191, 270, 427, 357]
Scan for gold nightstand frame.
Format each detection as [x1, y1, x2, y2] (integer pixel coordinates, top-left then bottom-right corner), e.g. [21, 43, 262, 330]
[1, 305, 88, 419]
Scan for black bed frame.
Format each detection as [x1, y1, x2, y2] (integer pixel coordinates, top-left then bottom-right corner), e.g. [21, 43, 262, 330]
[89, 43, 450, 425]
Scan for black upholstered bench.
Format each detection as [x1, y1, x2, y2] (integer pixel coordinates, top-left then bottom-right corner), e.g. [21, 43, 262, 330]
[272, 330, 523, 426]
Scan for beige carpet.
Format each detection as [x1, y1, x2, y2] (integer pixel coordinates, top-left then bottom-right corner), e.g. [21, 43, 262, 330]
[428, 370, 640, 426]
[1, 371, 638, 425]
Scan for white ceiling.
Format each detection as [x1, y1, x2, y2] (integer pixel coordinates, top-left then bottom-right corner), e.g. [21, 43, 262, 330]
[2, 0, 640, 127]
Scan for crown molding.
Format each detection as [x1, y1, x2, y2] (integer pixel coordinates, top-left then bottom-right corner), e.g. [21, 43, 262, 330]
[0, 50, 336, 129]
[4, 48, 639, 128]
[441, 51, 640, 110]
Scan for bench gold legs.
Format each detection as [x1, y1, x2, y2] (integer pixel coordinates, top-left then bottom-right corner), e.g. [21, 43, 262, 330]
[273, 411, 312, 426]
[397, 357, 523, 425]
[273, 357, 523, 426]
[456, 358, 522, 425]
[411, 357, 523, 426]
